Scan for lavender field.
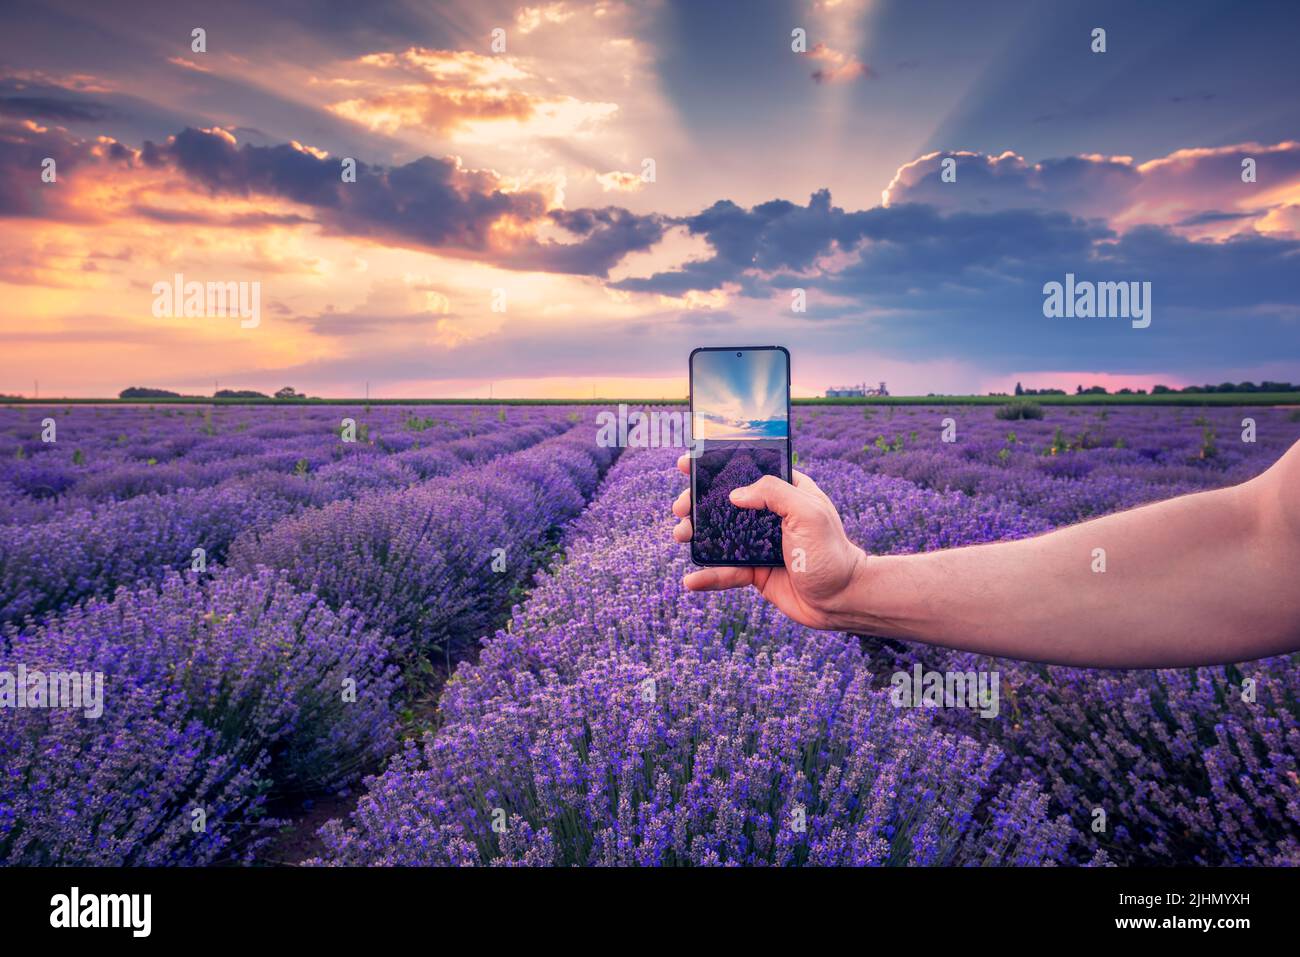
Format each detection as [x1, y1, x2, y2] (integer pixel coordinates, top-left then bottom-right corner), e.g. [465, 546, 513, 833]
[2, 402, 1298, 866]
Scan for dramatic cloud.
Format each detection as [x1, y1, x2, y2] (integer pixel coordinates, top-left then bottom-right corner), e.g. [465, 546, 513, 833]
[884, 144, 1300, 239]
[322, 46, 618, 139]
[0, 118, 132, 218]
[138, 127, 665, 275]
[883, 150, 1140, 218]
[615, 189, 876, 294]
[0, 114, 665, 278]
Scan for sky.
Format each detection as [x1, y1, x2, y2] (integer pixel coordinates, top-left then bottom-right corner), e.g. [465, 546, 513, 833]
[691, 347, 788, 440]
[1, 0, 1297, 398]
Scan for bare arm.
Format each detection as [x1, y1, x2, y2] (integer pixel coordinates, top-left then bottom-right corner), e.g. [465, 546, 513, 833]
[672, 440, 1300, 668]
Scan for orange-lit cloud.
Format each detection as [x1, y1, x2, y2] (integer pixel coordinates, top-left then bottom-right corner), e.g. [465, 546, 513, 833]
[595, 169, 644, 192]
[323, 46, 618, 140]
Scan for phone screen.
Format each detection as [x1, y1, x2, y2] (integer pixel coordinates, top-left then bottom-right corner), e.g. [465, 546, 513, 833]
[689, 346, 791, 566]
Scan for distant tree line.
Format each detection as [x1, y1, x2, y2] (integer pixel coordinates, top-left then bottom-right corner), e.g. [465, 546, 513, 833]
[1005, 380, 1299, 398]
[1152, 381, 1299, 394]
[118, 386, 310, 399]
[118, 387, 193, 398]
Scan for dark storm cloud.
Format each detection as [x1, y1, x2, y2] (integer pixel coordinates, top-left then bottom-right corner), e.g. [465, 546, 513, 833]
[614, 191, 1110, 296]
[146, 127, 665, 275]
[615, 189, 873, 294]
[613, 181, 1297, 316]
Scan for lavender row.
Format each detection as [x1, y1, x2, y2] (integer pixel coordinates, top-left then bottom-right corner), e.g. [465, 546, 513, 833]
[0, 417, 571, 627]
[0, 404, 572, 522]
[229, 424, 620, 662]
[312, 449, 1074, 866]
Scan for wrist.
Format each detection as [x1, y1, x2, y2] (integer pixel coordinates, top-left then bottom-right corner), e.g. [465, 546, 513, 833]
[823, 545, 873, 632]
[824, 549, 914, 638]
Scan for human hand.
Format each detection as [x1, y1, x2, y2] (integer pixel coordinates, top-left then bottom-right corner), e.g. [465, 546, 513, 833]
[671, 453, 868, 631]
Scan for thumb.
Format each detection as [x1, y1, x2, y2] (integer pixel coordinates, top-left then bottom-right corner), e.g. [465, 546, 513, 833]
[729, 474, 800, 517]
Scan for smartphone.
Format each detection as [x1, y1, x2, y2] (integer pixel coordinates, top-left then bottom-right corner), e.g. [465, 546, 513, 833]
[689, 346, 792, 567]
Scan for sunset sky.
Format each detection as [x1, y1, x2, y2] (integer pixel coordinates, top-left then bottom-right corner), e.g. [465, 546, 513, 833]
[2, 0, 1298, 398]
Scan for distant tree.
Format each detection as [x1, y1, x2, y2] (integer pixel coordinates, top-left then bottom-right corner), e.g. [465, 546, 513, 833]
[1152, 384, 1171, 394]
[215, 389, 269, 399]
[1075, 385, 1083, 395]
[1117, 388, 1134, 395]
[1014, 381, 1024, 396]
[120, 387, 181, 399]
[1082, 385, 1108, 395]
[274, 386, 300, 399]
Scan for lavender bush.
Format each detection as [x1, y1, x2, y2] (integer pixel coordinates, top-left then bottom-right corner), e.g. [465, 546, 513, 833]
[1, 567, 399, 865]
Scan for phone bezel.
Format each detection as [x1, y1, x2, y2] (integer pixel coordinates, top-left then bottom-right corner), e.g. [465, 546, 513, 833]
[688, 345, 792, 568]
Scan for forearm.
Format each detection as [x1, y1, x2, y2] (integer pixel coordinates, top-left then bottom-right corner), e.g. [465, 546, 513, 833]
[831, 472, 1300, 668]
